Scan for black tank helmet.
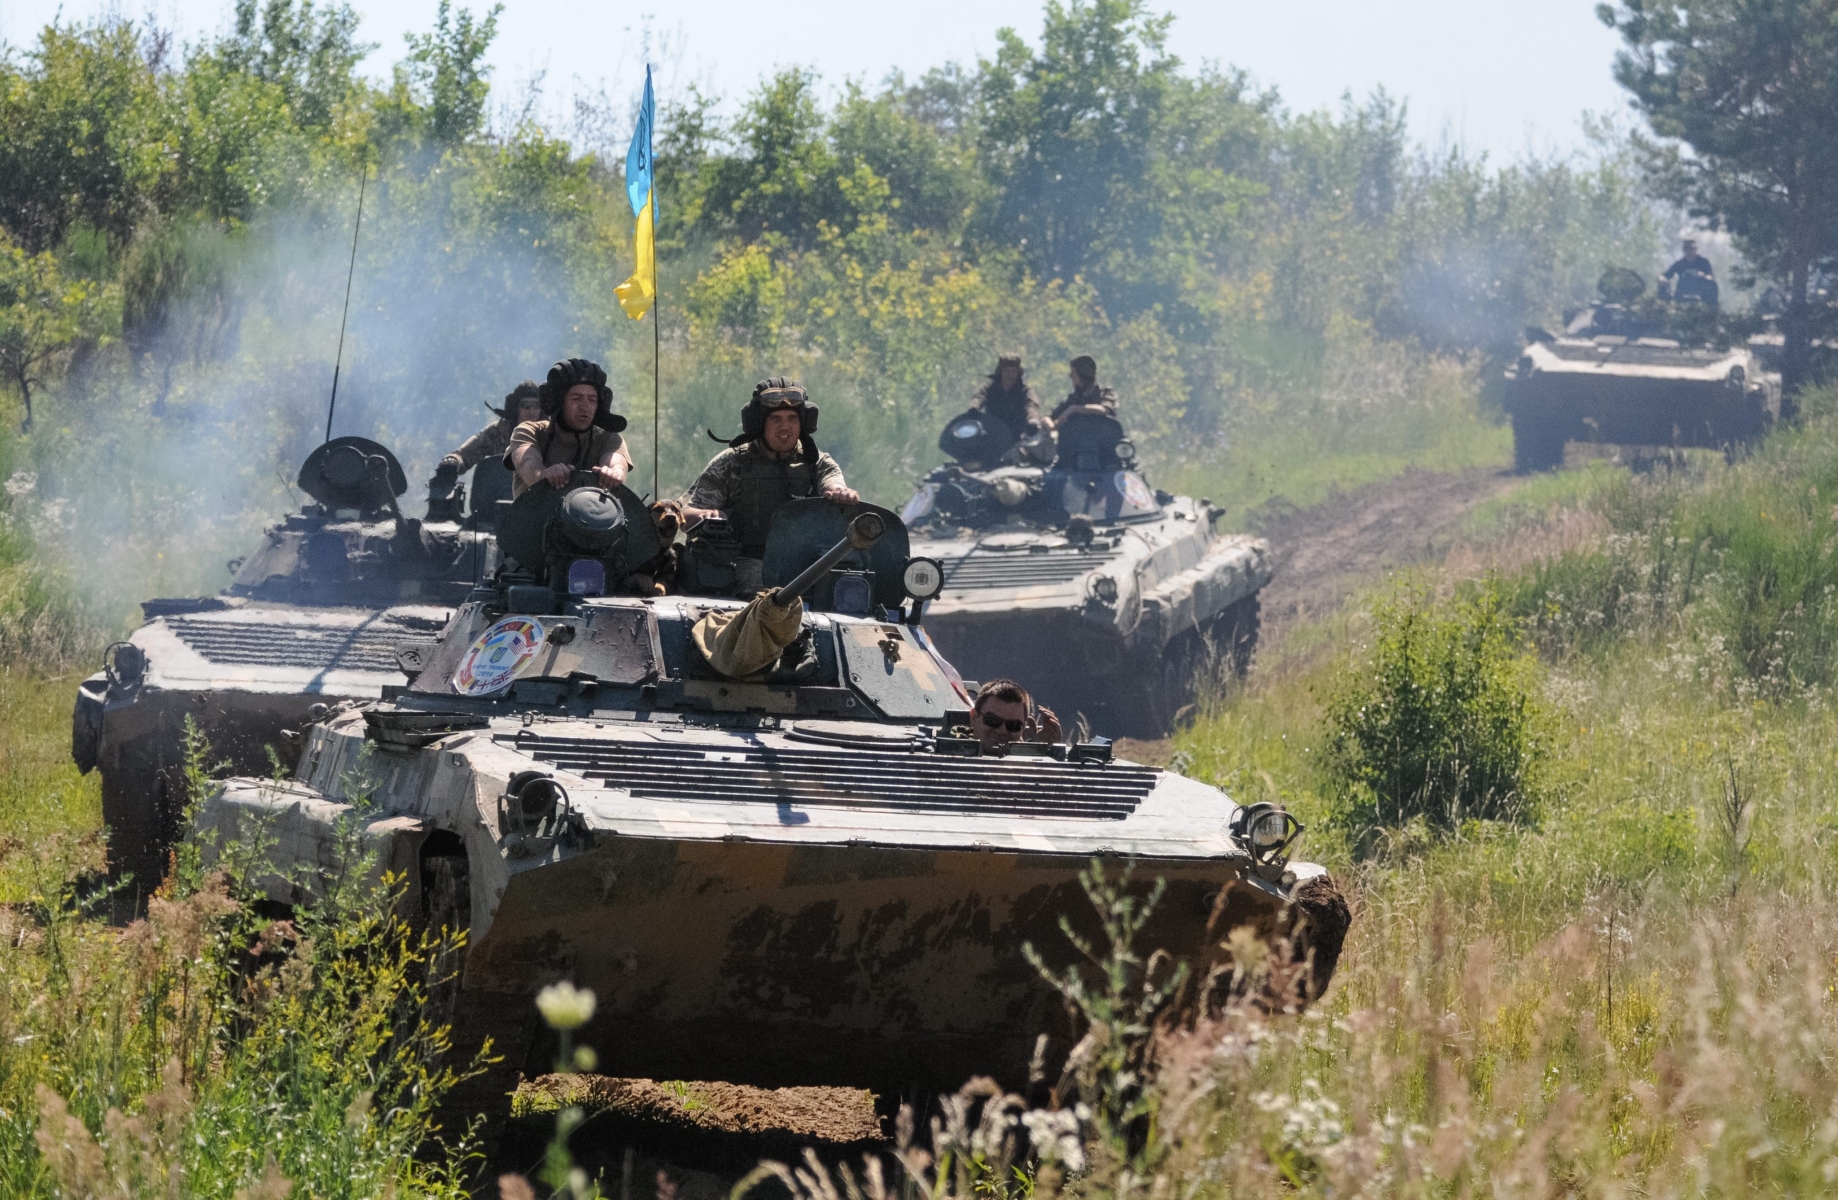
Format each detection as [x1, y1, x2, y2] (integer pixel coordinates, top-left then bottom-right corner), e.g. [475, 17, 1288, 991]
[713, 377, 821, 464]
[539, 358, 628, 432]
[488, 379, 542, 422]
[740, 378, 819, 438]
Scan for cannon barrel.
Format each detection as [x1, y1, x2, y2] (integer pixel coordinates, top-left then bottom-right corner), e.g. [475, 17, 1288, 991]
[772, 512, 884, 608]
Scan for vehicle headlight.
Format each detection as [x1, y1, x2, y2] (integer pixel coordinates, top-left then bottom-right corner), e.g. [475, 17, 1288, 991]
[1230, 801, 1303, 866]
[1092, 575, 1119, 603]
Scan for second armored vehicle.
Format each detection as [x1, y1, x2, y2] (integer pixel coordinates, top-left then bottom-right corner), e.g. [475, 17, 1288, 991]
[72, 437, 492, 893]
[193, 486, 1348, 1124]
[901, 406, 1270, 738]
[1506, 273, 1779, 472]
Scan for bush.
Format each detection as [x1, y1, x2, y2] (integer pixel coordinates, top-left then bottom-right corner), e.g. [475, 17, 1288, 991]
[1323, 587, 1543, 843]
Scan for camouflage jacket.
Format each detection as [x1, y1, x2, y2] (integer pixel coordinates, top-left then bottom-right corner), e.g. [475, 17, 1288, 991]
[683, 440, 847, 556]
[973, 381, 1047, 437]
[1050, 385, 1119, 423]
[442, 418, 516, 472]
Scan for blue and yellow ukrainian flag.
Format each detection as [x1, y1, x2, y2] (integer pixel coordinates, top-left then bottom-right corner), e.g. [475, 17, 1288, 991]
[615, 67, 656, 320]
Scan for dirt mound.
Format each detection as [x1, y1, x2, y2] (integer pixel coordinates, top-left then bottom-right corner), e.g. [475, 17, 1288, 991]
[516, 1075, 883, 1144]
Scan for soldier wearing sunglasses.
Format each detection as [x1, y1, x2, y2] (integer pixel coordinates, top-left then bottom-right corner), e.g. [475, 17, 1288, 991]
[971, 678, 1063, 751]
[682, 378, 860, 595]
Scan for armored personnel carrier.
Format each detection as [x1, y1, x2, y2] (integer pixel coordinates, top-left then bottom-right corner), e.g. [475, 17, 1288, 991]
[71, 437, 492, 894]
[900, 406, 1270, 738]
[1505, 271, 1779, 472]
[192, 485, 1347, 1125]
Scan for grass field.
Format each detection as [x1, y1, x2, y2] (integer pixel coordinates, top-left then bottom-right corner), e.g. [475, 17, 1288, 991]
[1134, 414, 1838, 1196]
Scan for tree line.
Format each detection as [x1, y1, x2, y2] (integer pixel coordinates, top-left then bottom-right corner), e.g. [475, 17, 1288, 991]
[0, 0, 1828, 500]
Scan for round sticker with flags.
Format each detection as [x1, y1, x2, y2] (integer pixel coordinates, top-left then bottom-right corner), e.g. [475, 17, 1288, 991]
[1116, 471, 1156, 510]
[452, 616, 546, 695]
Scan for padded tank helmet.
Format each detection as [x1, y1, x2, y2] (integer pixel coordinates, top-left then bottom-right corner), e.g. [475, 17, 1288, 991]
[741, 377, 819, 440]
[539, 359, 628, 432]
[489, 379, 542, 422]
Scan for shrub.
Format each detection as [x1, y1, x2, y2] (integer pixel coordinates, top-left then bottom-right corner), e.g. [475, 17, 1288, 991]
[1323, 587, 1543, 843]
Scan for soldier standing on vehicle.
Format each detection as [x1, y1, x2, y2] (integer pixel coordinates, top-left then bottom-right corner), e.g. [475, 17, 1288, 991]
[506, 358, 632, 499]
[1661, 238, 1719, 306]
[970, 678, 1062, 751]
[1050, 355, 1120, 423]
[681, 378, 860, 596]
[429, 379, 542, 511]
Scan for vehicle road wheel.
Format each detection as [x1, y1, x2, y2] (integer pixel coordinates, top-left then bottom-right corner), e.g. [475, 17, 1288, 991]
[1147, 629, 1205, 735]
[424, 854, 534, 1155]
[101, 765, 174, 914]
[421, 856, 471, 1033]
[1278, 874, 1352, 1010]
[1511, 412, 1567, 473]
[1208, 593, 1261, 679]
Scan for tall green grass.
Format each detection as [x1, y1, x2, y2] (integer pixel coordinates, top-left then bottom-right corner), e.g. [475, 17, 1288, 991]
[1111, 407, 1838, 1195]
[0, 714, 481, 1196]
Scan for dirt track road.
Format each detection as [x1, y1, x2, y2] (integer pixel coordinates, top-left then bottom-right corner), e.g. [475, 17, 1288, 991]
[1248, 467, 1518, 641]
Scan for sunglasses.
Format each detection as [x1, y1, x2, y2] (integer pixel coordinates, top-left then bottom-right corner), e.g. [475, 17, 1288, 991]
[980, 712, 1024, 733]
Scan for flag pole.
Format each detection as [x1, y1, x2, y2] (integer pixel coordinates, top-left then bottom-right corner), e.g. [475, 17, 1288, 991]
[324, 163, 368, 444]
[651, 70, 661, 503]
[652, 265, 661, 501]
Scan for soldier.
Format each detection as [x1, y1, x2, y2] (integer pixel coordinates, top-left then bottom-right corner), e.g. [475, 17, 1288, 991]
[970, 678, 1062, 751]
[681, 378, 860, 596]
[506, 358, 632, 498]
[1050, 354, 1120, 423]
[1661, 237, 1719, 306]
[980, 354, 1049, 436]
[429, 379, 543, 515]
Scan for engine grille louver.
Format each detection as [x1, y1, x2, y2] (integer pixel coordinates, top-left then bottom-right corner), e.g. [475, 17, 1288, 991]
[165, 615, 404, 672]
[516, 732, 1156, 820]
[937, 548, 1117, 590]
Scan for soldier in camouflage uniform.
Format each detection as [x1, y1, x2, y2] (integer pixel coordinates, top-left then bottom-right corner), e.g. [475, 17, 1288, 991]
[682, 378, 859, 596]
[428, 380, 543, 515]
[1050, 354, 1120, 423]
[960, 353, 1054, 467]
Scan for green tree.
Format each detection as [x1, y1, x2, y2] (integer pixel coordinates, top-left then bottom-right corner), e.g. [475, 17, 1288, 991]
[0, 235, 119, 427]
[977, 0, 1181, 286]
[694, 69, 849, 248]
[0, 20, 169, 253]
[379, 0, 502, 151]
[212, 0, 371, 131]
[1600, 0, 1838, 408]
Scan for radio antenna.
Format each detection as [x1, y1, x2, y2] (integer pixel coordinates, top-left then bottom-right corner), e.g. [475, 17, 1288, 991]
[323, 163, 369, 444]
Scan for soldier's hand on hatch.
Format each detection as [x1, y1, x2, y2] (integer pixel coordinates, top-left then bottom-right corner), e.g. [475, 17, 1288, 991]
[1034, 706, 1063, 744]
[824, 486, 861, 505]
[590, 463, 627, 488]
[540, 463, 572, 487]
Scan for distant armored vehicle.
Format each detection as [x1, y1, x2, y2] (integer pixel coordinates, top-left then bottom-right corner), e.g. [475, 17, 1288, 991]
[1505, 272, 1779, 472]
[900, 406, 1270, 738]
[193, 491, 1347, 1123]
[72, 437, 492, 893]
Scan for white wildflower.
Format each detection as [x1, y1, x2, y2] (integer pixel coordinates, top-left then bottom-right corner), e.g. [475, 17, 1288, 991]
[535, 981, 596, 1030]
[1021, 1106, 1087, 1172]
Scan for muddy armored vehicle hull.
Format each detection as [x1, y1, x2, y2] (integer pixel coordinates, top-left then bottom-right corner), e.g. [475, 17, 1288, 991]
[195, 498, 1346, 1123]
[72, 438, 492, 893]
[1506, 310, 1780, 472]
